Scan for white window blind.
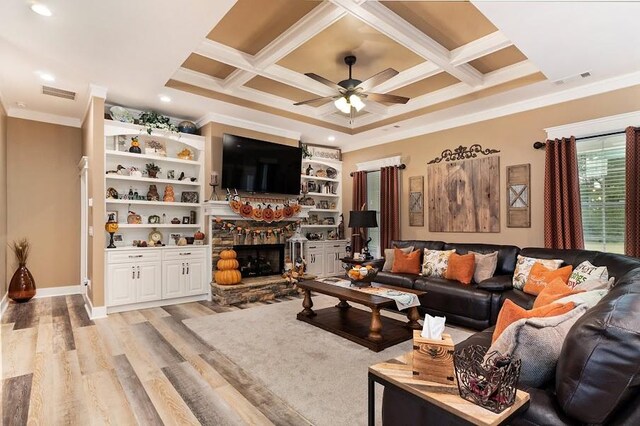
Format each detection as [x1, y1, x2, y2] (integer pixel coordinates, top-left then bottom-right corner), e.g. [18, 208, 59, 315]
[576, 134, 626, 254]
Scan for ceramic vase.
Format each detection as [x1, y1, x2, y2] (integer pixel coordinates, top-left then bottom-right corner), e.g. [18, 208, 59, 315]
[9, 264, 36, 303]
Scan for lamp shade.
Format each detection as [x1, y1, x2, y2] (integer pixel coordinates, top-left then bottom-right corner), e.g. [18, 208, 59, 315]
[348, 210, 378, 228]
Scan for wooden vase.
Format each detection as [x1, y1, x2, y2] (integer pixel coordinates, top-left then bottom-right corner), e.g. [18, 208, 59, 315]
[8, 264, 36, 303]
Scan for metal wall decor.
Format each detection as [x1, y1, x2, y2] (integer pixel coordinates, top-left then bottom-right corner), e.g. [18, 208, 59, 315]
[427, 144, 500, 164]
[408, 176, 424, 227]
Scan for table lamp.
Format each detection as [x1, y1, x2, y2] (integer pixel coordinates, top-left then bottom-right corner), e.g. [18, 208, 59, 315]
[348, 210, 378, 260]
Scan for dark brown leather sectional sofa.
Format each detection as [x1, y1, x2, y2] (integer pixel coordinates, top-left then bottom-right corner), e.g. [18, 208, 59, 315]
[377, 240, 640, 425]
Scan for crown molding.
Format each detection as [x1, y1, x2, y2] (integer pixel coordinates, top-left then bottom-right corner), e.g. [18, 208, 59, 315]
[89, 84, 108, 99]
[545, 109, 640, 140]
[341, 69, 640, 152]
[196, 112, 302, 141]
[7, 107, 82, 128]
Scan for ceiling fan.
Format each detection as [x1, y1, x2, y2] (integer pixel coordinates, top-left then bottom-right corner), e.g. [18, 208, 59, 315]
[294, 55, 410, 122]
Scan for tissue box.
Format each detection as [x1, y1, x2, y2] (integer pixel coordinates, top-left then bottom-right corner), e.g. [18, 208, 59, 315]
[412, 330, 456, 385]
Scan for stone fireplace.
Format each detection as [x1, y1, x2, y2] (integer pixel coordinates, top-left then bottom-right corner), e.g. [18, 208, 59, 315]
[234, 243, 285, 278]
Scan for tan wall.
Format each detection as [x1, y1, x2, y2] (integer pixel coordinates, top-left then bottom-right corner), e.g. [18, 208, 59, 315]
[342, 84, 640, 249]
[200, 122, 299, 183]
[82, 97, 105, 306]
[0, 102, 7, 295]
[6, 118, 82, 288]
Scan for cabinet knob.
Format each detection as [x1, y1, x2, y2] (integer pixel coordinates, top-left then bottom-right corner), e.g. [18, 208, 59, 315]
[186, 263, 190, 275]
[137, 266, 140, 279]
[182, 263, 185, 275]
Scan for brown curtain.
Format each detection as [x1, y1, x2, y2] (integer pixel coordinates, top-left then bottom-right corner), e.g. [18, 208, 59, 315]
[380, 166, 400, 252]
[544, 137, 585, 249]
[625, 127, 640, 257]
[351, 171, 367, 254]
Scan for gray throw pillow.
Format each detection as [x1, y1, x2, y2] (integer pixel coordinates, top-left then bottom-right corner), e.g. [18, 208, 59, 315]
[383, 246, 414, 272]
[468, 251, 498, 283]
[488, 304, 587, 387]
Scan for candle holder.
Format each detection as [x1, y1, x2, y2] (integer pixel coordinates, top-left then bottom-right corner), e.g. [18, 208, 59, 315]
[209, 171, 220, 201]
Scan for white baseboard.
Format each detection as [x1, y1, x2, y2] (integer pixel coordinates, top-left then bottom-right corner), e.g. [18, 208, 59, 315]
[1, 292, 8, 317]
[34, 285, 83, 298]
[83, 292, 107, 320]
[105, 293, 209, 314]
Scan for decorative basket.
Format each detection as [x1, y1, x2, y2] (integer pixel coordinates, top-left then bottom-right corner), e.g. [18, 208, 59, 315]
[345, 265, 379, 287]
[453, 345, 521, 414]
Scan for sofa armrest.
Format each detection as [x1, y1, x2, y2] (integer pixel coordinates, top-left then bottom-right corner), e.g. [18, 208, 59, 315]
[477, 275, 513, 292]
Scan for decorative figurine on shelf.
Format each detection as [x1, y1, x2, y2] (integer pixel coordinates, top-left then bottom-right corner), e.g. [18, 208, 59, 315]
[305, 164, 313, 176]
[105, 213, 119, 248]
[338, 214, 345, 240]
[177, 171, 185, 181]
[145, 163, 160, 178]
[148, 215, 160, 224]
[177, 237, 188, 246]
[127, 211, 142, 224]
[171, 217, 181, 224]
[149, 228, 163, 246]
[147, 184, 160, 201]
[129, 136, 142, 153]
[106, 187, 118, 199]
[163, 185, 175, 202]
[177, 148, 193, 160]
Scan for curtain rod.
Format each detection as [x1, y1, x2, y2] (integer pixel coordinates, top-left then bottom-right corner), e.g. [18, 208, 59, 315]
[532, 130, 626, 150]
[349, 163, 406, 177]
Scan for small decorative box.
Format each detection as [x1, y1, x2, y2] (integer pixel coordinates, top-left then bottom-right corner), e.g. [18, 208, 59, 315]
[412, 330, 457, 385]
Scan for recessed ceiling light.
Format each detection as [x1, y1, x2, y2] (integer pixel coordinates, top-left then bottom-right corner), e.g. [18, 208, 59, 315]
[159, 95, 171, 103]
[327, 136, 335, 142]
[30, 3, 52, 16]
[38, 72, 55, 82]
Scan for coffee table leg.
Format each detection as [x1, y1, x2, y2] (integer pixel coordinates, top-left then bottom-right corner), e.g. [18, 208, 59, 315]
[300, 289, 316, 317]
[406, 307, 421, 330]
[335, 299, 351, 309]
[368, 307, 383, 341]
[368, 374, 375, 426]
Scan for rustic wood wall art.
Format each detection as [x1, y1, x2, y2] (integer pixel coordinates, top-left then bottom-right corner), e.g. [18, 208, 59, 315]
[409, 176, 424, 227]
[506, 164, 531, 228]
[427, 155, 500, 233]
[427, 144, 500, 164]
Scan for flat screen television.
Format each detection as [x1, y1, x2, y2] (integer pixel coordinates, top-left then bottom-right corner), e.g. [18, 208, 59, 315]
[221, 134, 302, 195]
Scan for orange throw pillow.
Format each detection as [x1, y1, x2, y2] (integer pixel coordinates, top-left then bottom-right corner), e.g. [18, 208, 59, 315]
[391, 249, 421, 274]
[533, 277, 585, 308]
[444, 253, 476, 285]
[492, 299, 576, 343]
[523, 263, 573, 295]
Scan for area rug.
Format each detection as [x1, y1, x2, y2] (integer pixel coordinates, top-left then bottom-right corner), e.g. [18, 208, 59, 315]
[184, 296, 473, 426]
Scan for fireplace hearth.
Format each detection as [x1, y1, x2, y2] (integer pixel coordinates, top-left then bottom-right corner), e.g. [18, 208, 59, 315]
[234, 244, 285, 278]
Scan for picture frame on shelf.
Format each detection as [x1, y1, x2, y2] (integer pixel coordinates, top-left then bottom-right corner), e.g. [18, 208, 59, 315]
[308, 214, 319, 225]
[307, 181, 317, 193]
[113, 234, 123, 245]
[324, 217, 335, 225]
[318, 200, 329, 210]
[106, 210, 119, 223]
[182, 216, 191, 224]
[181, 191, 199, 203]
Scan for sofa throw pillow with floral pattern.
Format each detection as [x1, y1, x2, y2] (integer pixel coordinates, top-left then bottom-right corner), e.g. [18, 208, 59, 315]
[512, 255, 563, 290]
[567, 260, 609, 289]
[422, 249, 456, 277]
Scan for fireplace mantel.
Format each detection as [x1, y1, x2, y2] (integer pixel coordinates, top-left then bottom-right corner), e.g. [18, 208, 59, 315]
[204, 200, 313, 221]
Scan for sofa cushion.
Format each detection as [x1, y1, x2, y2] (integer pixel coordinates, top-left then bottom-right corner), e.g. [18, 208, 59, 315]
[469, 251, 498, 283]
[391, 249, 421, 274]
[555, 268, 640, 424]
[443, 253, 475, 285]
[533, 278, 583, 309]
[374, 271, 418, 289]
[444, 243, 520, 275]
[476, 275, 513, 292]
[523, 263, 573, 295]
[421, 248, 456, 277]
[382, 246, 413, 271]
[492, 299, 577, 343]
[513, 255, 563, 290]
[414, 277, 492, 321]
[567, 260, 609, 289]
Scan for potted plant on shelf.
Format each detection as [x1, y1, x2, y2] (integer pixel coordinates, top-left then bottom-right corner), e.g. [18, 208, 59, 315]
[136, 111, 179, 136]
[8, 238, 36, 303]
[145, 163, 160, 178]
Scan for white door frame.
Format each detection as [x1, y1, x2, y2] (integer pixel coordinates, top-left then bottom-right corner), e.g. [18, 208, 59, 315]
[78, 156, 89, 292]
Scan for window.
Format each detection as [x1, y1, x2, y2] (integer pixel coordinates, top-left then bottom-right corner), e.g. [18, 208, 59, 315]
[366, 171, 381, 258]
[576, 134, 626, 253]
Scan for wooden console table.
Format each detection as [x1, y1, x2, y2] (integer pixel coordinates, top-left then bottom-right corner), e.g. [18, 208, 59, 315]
[368, 352, 530, 426]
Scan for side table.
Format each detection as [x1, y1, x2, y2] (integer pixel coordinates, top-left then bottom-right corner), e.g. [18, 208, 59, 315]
[368, 352, 530, 426]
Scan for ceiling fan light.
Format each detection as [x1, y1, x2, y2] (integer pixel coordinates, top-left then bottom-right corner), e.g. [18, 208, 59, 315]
[349, 94, 365, 112]
[334, 96, 350, 114]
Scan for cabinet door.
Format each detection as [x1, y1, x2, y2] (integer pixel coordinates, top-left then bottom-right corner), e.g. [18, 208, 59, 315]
[107, 264, 136, 306]
[325, 251, 338, 276]
[137, 262, 162, 302]
[184, 259, 207, 296]
[163, 260, 185, 299]
[306, 250, 325, 277]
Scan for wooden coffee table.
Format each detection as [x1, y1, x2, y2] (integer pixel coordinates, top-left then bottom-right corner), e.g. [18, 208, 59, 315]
[295, 280, 426, 352]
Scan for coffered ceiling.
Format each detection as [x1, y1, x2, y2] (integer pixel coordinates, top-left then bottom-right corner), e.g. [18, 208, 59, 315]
[171, 0, 540, 133]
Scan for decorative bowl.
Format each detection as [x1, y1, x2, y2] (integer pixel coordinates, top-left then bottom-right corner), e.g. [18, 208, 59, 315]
[346, 265, 379, 286]
[109, 106, 134, 123]
[178, 121, 197, 134]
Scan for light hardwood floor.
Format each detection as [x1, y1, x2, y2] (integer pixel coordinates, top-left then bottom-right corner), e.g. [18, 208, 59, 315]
[1, 294, 311, 426]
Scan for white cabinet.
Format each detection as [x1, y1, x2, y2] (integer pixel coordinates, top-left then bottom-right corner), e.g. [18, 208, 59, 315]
[106, 247, 208, 311]
[305, 241, 348, 278]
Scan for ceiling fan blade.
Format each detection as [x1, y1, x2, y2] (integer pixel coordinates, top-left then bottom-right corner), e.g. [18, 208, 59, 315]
[356, 68, 399, 92]
[304, 73, 343, 91]
[293, 96, 334, 106]
[365, 93, 410, 104]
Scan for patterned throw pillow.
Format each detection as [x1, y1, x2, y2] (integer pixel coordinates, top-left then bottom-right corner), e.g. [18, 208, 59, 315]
[422, 249, 456, 277]
[567, 261, 609, 289]
[523, 263, 573, 296]
[512, 255, 563, 290]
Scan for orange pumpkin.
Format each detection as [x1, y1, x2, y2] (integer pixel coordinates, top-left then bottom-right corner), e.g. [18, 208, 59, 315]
[252, 206, 263, 220]
[283, 205, 293, 218]
[240, 202, 253, 218]
[230, 200, 242, 213]
[262, 205, 274, 222]
[219, 249, 237, 260]
[217, 259, 239, 270]
[273, 207, 284, 221]
[215, 269, 242, 285]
